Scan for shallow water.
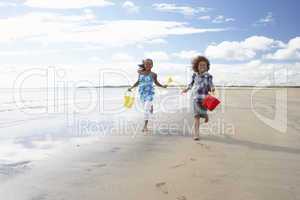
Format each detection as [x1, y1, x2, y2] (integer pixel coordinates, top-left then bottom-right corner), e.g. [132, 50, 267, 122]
[0, 87, 187, 167]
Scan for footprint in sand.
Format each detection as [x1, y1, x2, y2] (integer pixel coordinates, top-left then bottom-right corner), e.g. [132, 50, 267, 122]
[87, 164, 107, 172]
[197, 143, 210, 149]
[177, 195, 187, 200]
[210, 178, 222, 184]
[94, 164, 107, 168]
[31, 193, 48, 200]
[170, 163, 185, 169]
[110, 147, 121, 153]
[155, 182, 168, 194]
[190, 158, 197, 161]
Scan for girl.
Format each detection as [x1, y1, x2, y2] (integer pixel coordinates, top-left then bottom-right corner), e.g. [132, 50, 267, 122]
[182, 56, 215, 140]
[128, 59, 167, 132]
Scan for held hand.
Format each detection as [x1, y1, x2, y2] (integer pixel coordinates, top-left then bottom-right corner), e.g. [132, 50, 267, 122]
[209, 88, 216, 96]
[181, 88, 189, 94]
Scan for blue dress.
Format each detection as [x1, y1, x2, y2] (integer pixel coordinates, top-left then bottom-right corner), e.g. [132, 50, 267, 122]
[138, 73, 155, 102]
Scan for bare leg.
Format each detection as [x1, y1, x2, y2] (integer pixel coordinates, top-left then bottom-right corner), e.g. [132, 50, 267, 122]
[193, 117, 200, 140]
[143, 101, 152, 133]
[142, 120, 149, 132]
[204, 115, 209, 123]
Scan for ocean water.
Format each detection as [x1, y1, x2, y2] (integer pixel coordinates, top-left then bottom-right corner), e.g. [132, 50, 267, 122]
[0, 87, 188, 167]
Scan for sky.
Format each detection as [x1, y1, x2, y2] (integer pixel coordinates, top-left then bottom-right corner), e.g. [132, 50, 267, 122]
[0, 0, 300, 87]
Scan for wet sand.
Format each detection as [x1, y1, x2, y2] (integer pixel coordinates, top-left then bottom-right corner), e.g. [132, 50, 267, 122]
[0, 87, 300, 200]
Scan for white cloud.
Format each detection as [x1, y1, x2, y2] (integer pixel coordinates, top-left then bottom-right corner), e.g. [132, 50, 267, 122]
[0, 2, 17, 7]
[172, 50, 202, 60]
[254, 12, 274, 26]
[245, 59, 262, 67]
[243, 36, 285, 50]
[206, 41, 256, 61]
[24, 0, 114, 9]
[1, 59, 300, 88]
[144, 38, 168, 44]
[153, 3, 210, 16]
[144, 51, 170, 61]
[0, 12, 226, 47]
[264, 37, 300, 60]
[122, 1, 139, 13]
[198, 16, 211, 20]
[198, 15, 235, 24]
[89, 56, 102, 62]
[83, 8, 95, 17]
[212, 15, 235, 23]
[259, 12, 274, 23]
[0, 49, 60, 56]
[144, 49, 202, 62]
[111, 53, 135, 62]
[205, 36, 283, 61]
[0, 12, 96, 43]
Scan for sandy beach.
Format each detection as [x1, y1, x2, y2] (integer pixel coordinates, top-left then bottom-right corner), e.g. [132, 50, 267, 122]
[0, 87, 300, 200]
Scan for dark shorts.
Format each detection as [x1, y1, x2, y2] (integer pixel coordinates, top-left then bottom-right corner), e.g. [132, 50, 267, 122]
[192, 98, 207, 118]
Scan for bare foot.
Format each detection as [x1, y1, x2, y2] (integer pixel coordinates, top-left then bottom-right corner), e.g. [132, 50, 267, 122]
[205, 116, 209, 123]
[193, 137, 200, 141]
[142, 127, 149, 132]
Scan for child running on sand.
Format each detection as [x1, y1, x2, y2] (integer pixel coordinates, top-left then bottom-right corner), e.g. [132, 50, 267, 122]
[128, 58, 167, 132]
[182, 56, 215, 140]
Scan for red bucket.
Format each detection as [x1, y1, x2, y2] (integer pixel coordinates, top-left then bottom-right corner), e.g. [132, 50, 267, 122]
[202, 95, 220, 111]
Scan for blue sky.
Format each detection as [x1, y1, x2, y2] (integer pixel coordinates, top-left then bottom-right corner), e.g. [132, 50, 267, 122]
[0, 0, 299, 87]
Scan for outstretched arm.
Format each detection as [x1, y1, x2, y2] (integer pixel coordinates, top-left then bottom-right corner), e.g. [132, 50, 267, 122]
[128, 79, 139, 91]
[153, 73, 167, 88]
[182, 73, 195, 93]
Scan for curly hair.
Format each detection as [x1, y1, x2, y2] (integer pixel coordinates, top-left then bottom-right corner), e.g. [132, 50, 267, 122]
[192, 56, 210, 73]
